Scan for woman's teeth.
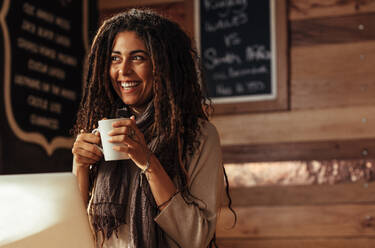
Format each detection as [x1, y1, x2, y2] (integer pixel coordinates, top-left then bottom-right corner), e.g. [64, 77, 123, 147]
[121, 81, 139, 89]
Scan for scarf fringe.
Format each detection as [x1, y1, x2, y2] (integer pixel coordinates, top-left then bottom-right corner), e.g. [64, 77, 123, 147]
[90, 203, 126, 240]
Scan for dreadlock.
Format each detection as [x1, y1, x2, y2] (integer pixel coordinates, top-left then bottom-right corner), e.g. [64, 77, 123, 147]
[73, 8, 235, 247]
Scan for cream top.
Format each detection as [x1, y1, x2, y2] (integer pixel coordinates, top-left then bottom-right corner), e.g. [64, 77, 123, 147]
[93, 121, 224, 248]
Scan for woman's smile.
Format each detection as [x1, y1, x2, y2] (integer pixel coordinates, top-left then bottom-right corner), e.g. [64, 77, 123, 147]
[120, 80, 142, 93]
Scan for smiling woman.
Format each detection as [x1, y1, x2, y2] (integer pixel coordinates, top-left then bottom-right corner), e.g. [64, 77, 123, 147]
[71, 8, 235, 248]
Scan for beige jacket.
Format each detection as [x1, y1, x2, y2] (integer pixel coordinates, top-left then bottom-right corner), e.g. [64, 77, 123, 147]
[95, 121, 224, 248]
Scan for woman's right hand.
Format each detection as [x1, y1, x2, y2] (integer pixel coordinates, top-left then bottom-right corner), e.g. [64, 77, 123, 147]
[72, 130, 103, 168]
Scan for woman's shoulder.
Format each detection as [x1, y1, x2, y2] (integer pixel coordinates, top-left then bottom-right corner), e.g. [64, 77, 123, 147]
[198, 119, 221, 145]
[185, 119, 222, 178]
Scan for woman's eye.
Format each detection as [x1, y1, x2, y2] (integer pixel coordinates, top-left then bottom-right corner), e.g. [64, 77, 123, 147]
[111, 56, 121, 62]
[131, 55, 144, 61]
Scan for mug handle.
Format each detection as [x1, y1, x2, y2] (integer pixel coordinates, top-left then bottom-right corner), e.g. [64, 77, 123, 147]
[91, 128, 104, 153]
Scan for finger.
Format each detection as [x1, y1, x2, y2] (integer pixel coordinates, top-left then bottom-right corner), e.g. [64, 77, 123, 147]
[74, 149, 102, 163]
[108, 126, 132, 136]
[74, 154, 99, 165]
[74, 138, 102, 155]
[73, 153, 101, 166]
[72, 145, 102, 161]
[128, 117, 144, 140]
[112, 118, 133, 128]
[112, 144, 131, 154]
[110, 117, 144, 144]
[108, 134, 138, 146]
[112, 119, 139, 137]
[73, 140, 103, 158]
[112, 144, 141, 161]
[74, 153, 99, 164]
[111, 117, 138, 130]
[76, 133, 101, 145]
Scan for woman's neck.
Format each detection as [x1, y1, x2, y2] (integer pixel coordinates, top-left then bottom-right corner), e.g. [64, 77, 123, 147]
[130, 106, 146, 118]
[129, 98, 153, 118]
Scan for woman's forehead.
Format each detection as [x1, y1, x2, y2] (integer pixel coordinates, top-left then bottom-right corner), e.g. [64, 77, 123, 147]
[111, 31, 147, 52]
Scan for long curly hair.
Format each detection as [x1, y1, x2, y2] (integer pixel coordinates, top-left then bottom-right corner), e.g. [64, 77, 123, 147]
[73, 8, 235, 247]
[73, 8, 210, 160]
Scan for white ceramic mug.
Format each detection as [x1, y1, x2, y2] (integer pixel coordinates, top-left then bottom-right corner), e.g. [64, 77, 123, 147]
[92, 118, 130, 161]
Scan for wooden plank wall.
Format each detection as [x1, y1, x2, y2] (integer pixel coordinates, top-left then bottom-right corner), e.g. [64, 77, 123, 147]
[216, 1, 375, 247]
[213, 0, 375, 163]
[216, 182, 375, 247]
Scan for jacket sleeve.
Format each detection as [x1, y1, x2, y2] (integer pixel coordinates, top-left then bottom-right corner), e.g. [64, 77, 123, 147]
[154, 122, 224, 248]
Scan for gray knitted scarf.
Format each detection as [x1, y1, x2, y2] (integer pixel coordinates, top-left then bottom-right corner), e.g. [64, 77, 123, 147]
[88, 103, 175, 247]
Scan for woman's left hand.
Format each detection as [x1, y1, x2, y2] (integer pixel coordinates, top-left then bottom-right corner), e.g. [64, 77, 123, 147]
[108, 116, 150, 169]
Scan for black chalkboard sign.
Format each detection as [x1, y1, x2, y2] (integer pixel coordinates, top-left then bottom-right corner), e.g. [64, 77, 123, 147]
[198, 0, 277, 103]
[0, 0, 97, 174]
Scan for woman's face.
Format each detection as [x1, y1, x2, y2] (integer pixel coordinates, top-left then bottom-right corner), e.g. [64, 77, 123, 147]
[110, 31, 153, 113]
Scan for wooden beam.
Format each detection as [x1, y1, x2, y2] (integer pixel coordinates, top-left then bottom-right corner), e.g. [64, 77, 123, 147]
[184, 0, 195, 39]
[212, 105, 375, 146]
[217, 183, 375, 246]
[217, 238, 375, 248]
[289, 0, 375, 20]
[291, 13, 375, 46]
[226, 182, 375, 207]
[291, 41, 375, 110]
[217, 204, 375, 238]
[221, 138, 375, 163]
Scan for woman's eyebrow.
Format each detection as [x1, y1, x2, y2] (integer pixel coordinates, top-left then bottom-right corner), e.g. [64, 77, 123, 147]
[130, 49, 149, 55]
[111, 50, 149, 56]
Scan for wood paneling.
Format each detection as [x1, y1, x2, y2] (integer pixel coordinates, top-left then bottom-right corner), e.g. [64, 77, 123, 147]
[212, 105, 375, 146]
[228, 182, 375, 207]
[291, 13, 375, 46]
[217, 238, 375, 248]
[291, 41, 375, 110]
[217, 183, 375, 246]
[183, 0, 195, 39]
[222, 138, 375, 163]
[289, 0, 375, 20]
[217, 204, 375, 238]
[212, 1, 375, 162]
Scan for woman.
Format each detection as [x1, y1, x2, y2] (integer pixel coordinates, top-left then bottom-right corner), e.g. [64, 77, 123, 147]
[72, 9, 233, 248]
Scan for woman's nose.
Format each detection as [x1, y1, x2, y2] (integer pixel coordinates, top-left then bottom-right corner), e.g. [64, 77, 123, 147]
[119, 61, 132, 75]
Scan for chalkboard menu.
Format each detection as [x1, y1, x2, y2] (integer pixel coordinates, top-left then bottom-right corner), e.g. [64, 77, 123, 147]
[198, 0, 276, 103]
[0, 0, 97, 173]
